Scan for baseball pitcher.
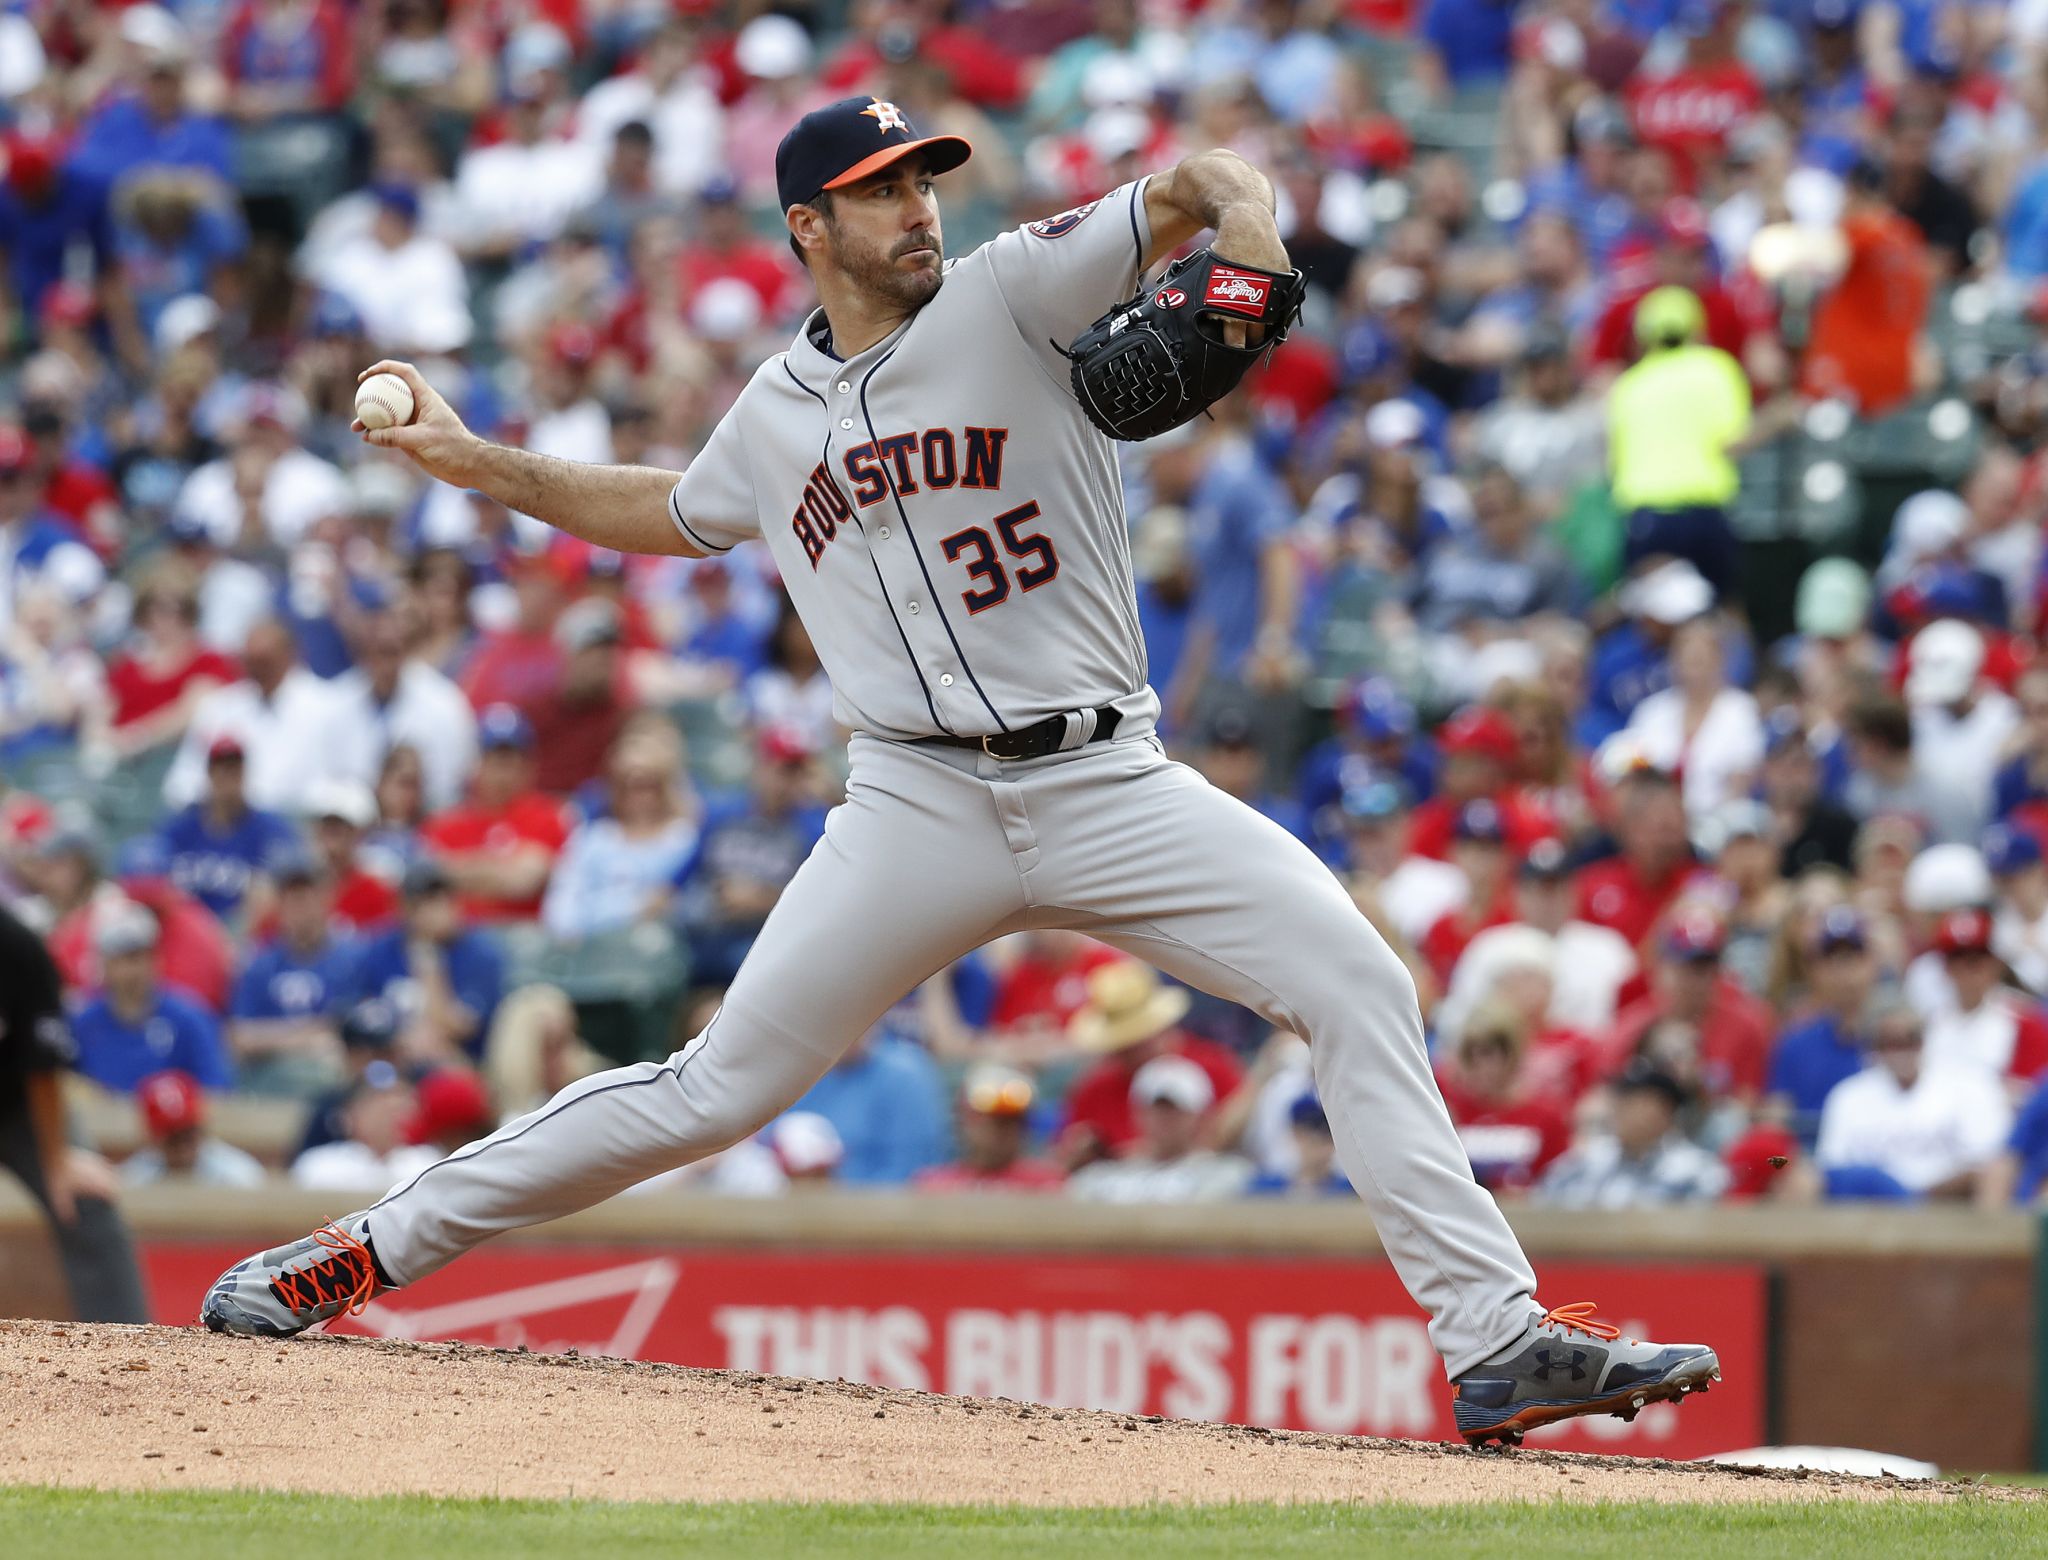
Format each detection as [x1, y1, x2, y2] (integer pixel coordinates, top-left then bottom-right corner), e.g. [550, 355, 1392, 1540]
[202, 98, 1719, 1445]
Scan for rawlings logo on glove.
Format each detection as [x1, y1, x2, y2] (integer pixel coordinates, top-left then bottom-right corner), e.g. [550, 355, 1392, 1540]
[1061, 248, 1306, 443]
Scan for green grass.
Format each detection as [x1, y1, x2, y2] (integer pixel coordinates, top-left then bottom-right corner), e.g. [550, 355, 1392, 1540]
[2, 1486, 2044, 1560]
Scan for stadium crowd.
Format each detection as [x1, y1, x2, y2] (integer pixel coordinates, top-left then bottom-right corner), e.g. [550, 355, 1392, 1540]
[12, 0, 2048, 1220]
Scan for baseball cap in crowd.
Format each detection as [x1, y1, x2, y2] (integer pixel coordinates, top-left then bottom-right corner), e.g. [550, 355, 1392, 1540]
[555, 596, 622, 654]
[1761, 707, 1811, 759]
[39, 281, 95, 330]
[757, 724, 816, 767]
[1364, 398, 1428, 452]
[1205, 705, 1258, 749]
[1437, 706, 1519, 766]
[1985, 825, 2044, 878]
[340, 998, 402, 1051]
[1621, 558, 1714, 625]
[698, 173, 742, 207]
[402, 858, 454, 899]
[138, 1069, 204, 1139]
[120, 4, 190, 65]
[1634, 284, 1706, 348]
[1700, 796, 1772, 856]
[96, 899, 160, 958]
[1904, 619, 1984, 706]
[370, 182, 421, 224]
[478, 703, 535, 752]
[1348, 677, 1415, 741]
[206, 733, 245, 765]
[1811, 0, 1860, 29]
[769, 1110, 844, 1176]
[1935, 907, 1994, 956]
[407, 1069, 494, 1145]
[306, 776, 377, 830]
[1130, 1054, 1215, 1113]
[738, 13, 814, 81]
[1795, 557, 1871, 640]
[961, 1062, 1035, 1119]
[1903, 841, 1993, 914]
[775, 94, 972, 216]
[270, 847, 324, 887]
[1520, 322, 1571, 364]
[1613, 1057, 1689, 1110]
[1662, 909, 1726, 962]
[1288, 1090, 1331, 1134]
[1340, 776, 1410, 824]
[308, 289, 364, 338]
[1453, 798, 1508, 845]
[1071, 960, 1191, 1052]
[1366, 265, 1426, 312]
[1519, 837, 1572, 881]
[1814, 905, 1867, 955]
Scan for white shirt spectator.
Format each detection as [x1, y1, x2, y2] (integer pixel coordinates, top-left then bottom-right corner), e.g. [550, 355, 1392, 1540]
[174, 448, 352, 550]
[123, 1138, 267, 1188]
[0, 522, 104, 641]
[744, 666, 839, 751]
[1442, 920, 1639, 1043]
[1995, 901, 2048, 996]
[1621, 685, 1765, 822]
[328, 659, 480, 813]
[1815, 1062, 2011, 1193]
[576, 65, 725, 196]
[195, 554, 276, 655]
[311, 229, 473, 355]
[454, 136, 603, 249]
[1911, 691, 2020, 840]
[1374, 853, 1469, 947]
[1532, 1134, 1730, 1208]
[1067, 1149, 1252, 1203]
[1921, 988, 2047, 1082]
[164, 668, 353, 811]
[291, 1139, 439, 1192]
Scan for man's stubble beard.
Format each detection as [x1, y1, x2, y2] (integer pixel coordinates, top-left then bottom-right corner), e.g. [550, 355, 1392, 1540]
[827, 224, 945, 312]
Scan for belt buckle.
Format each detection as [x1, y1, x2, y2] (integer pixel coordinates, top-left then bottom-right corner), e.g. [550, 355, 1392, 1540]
[981, 734, 1007, 759]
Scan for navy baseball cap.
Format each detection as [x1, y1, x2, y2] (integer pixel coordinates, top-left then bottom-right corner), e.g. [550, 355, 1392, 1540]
[1985, 824, 2043, 877]
[1453, 798, 1507, 845]
[1348, 677, 1415, 741]
[1815, 905, 1867, 955]
[478, 703, 535, 752]
[775, 96, 971, 216]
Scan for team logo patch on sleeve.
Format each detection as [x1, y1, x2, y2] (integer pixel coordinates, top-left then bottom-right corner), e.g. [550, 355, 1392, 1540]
[1028, 200, 1101, 239]
[1202, 265, 1274, 318]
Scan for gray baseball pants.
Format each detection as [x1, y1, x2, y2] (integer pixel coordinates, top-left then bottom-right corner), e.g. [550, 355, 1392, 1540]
[368, 733, 1539, 1374]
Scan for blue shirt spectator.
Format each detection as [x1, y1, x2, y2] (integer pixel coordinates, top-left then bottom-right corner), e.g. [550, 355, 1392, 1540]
[111, 186, 247, 344]
[73, 902, 235, 1091]
[1768, 1013, 1866, 1146]
[1421, 0, 1517, 88]
[157, 793, 302, 922]
[231, 927, 357, 1029]
[349, 921, 505, 1060]
[1181, 438, 1295, 686]
[2003, 1076, 2048, 1202]
[793, 1030, 951, 1186]
[0, 145, 113, 318]
[73, 89, 235, 187]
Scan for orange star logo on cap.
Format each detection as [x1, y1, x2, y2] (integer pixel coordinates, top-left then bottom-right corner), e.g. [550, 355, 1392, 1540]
[861, 98, 908, 134]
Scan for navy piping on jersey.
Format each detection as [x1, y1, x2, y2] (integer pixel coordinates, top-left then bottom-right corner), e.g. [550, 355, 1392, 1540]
[669, 492, 735, 556]
[857, 350, 1009, 732]
[1125, 179, 1144, 276]
[781, 359, 949, 734]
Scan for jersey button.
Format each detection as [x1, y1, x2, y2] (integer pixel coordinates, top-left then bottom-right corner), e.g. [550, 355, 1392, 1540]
[840, 418, 854, 430]
[908, 600, 921, 614]
[836, 381, 851, 394]
[939, 674, 954, 687]
[878, 526, 891, 539]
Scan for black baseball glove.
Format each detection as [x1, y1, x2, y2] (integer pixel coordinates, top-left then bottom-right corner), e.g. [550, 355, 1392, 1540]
[1062, 248, 1307, 442]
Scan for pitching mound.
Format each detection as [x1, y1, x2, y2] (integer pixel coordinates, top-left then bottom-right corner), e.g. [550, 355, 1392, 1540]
[0, 1319, 2013, 1507]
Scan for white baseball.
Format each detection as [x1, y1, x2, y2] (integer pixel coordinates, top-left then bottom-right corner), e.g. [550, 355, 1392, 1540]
[355, 372, 416, 432]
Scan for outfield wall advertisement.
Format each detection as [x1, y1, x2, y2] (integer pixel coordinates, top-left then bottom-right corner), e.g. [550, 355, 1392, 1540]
[144, 1244, 1765, 1457]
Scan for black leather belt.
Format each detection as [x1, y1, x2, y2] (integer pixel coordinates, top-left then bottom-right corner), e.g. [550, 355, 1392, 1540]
[924, 705, 1124, 761]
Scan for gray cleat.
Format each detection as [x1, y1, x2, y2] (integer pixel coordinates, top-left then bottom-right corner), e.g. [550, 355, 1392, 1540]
[201, 1211, 387, 1338]
[1451, 1301, 1720, 1446]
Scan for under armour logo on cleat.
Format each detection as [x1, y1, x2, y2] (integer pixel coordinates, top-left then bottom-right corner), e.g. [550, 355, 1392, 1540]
[1532, 1347, 1588, 1382]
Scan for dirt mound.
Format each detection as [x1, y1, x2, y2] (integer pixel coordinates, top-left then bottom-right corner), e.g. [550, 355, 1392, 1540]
[0, 1319, 2016, 1507]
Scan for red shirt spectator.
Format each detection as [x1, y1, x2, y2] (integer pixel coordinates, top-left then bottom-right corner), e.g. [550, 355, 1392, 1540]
[1598, 910, 1771, 1102]
[52, 881, 235, 1013]
[989, 931, 1122, 1033]
[915, 1064, 1067, 1193]
[1435, 1023, 1572, 1190]
[222, 0, 356, 115]
[1925, 909, 2048, 1081]
[420, 706, 570, 922]
[1059, 963, 1244, 1161]
[1574, 766, 1707, 950]
[1407, 707, 1556, 860]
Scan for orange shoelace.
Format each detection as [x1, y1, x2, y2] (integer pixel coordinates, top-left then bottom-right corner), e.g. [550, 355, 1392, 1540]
[267, 1223, 378, 1321]
[1539, 1301, 1623, 1341]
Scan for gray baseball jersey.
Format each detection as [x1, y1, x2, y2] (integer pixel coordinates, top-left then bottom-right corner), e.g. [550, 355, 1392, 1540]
[664, 178, 1160, 741]
[366, 181, 1545, 1381]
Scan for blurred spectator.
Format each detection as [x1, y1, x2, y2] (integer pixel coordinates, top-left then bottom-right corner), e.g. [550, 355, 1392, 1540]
[155, 733, 301, 924]
[105, 560, 241, 759]
[420, 704, 568, 923]
[405, 1067, 495, 1161]
[296, 995, 401, 1158]
[672, 726, 827, 985]
[1606, 286, 1750, 596]
[330, 607, 478, 813]
[1618, 617, 1763, 822]
[1761, 711, 1859, 875]
[73, 11, 234, 189]
[1803, 160, 1935, 416]
[0, 903, 149, 1322]
[914, 1064, 1065, 1192]
[1988, 826, 2048, 996]
[308, 183, 469, 357]
[221, 0, 356, 120]
[1060, 962, 1245, 1166]
[529, 598, 636, 795]
[1467, 324, 1609, 516]
[1436, 1004, 1573, 1193]
[1067, 1056, 1253, 1203]
[1816, 996, 2010, 1199]
[452, 25, 602, 259]
[1193, 706, 1309, 840]
[984, 930, 1124, 1053]
[1419, 800, 1519, 985]
[1984, 1067, 2048, 1206]
[576, 20, 723, 199]
[1919, 908, 2048, 1084]
[0, 424, 103, 643]
[1581, 559, 1714, 746]
[1414, 463, 1582, 641]
[1338, 777, 1469, 963]
[1603, 910, 1772, 1110]
[226, 852, 354, 1096]
[290, 1061, 434, 1190]
[765, 1110, 844, 1189]
[348, 860, 504, 1065]
[122, 1068, 265, 1188]
[1575, 764, 1707, 948]
[1407, 706, 1548, 861]
[745, 597, 837, 752]
[163, 619, 351, 812]
[70, 901, 232, 1094]
[1534, 1060, 1730, 1207]
[1448, 844, 1640, 1037]
[792, 1025, 947, 1186]
[1900, 620, 2018, 841]
[1768, 907, 1880, 1143]
[304, 778, 399, 930]
[543, 726, 700, 939]
[1245, 1092, 1352, 1198]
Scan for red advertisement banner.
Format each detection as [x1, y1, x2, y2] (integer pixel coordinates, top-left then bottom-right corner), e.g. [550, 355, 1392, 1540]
[144, 1243, 1765, 1457]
